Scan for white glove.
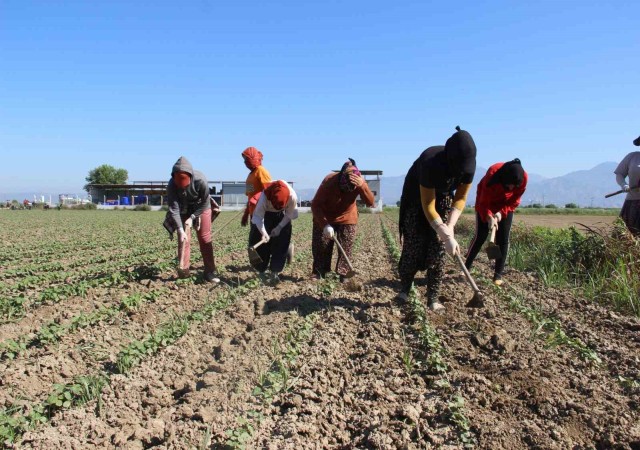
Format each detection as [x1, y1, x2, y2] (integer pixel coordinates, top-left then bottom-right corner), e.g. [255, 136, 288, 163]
[495, 212, 502, 222]
[270, 224, 283, 238]
[184, 217, 193, 228]
[194, 217, 201, 231]
[622, 184, 630, 193]
[432, 219, 460, 257]
[177, 228, 188, 243]
[323, 224, 335, 239]
[446, 207, 462, 232]
[259, 227, 270, 243]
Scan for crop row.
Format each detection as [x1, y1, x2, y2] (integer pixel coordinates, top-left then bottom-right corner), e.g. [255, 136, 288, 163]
[379, 217, 476, 447]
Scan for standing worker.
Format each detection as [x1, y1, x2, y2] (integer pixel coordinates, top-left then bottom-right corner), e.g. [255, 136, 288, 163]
[464, 159, 527, 285]
[397, 126, 477, 311]
[614, 135, 640, 235]
[250, 180, 299, 284]
[310, 159, 375, 280]
[241, 147, 272, 226]
[165, 156, 219, 282]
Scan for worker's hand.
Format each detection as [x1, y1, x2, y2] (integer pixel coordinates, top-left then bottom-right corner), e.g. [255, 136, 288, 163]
[446, 207, 462, 232]
[194, 217, 201, 231]
[348, 173, 364, 188]
[241, 210, 249, 227]
[323, 224, 335, 239]
[622, 184, 630, 193]
[488, 214, 498, 230]
[270, 224, 283, 238]
[184, 217, 193, 229]
[177, 228, 188, 243]
[434, 220, 460, 257]
[495, 212, 502, 222]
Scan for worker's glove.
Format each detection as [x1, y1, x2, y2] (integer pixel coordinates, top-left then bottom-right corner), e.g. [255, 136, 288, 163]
[495, 212, 502, 222]
[622, 184, 630, 193]
[432, 219, 460, 257]
[323, 224, 335, 239]
[241, 210, 249, 227]
[177, 228, 188, 243]
[260, 227, 270, 243]
[184, 217, 193, 229]
[270, 224, 283, 238]
[446, 207, 462, 232]
[194, 217, 201, 231]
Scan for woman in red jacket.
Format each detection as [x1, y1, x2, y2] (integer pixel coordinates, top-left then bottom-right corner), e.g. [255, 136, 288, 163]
[465, 158, 527, 286]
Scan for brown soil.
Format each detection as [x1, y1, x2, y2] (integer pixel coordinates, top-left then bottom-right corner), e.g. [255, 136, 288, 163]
[2, 211, 638, 449]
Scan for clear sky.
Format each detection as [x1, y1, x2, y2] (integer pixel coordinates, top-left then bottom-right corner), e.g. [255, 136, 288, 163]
[1, 0, 639, 194]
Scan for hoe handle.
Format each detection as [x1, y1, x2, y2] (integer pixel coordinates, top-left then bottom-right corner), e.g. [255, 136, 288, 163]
[332, 236, 355, 273]
[489, 225, 497, 244]
[455, 253, 481, 294]
[605, 189, 625, 198]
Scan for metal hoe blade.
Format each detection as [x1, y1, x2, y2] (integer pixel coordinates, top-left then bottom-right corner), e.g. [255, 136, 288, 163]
[454, 253, 485, 308]
[248, 238, 268, 267]
[486, 225, 502, 260]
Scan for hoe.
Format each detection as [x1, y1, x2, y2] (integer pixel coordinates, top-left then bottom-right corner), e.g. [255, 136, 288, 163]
[454, 253, 485, 308]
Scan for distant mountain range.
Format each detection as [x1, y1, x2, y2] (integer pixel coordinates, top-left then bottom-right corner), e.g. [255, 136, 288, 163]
[1, 162, 626, 208]
[377, 162, 623, 208]
[296, 162, 624, 208]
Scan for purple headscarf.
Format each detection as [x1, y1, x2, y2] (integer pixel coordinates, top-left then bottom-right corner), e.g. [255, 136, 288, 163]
[338, 158, 361, 192]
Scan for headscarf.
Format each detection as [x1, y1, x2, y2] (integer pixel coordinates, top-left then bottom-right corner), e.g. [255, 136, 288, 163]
[242, 147, 263, 171]
[487, 158, 524, 188]
[338, 158, 362, 192]
[264, 181, 289, 210]
[445, 126, 476, 184]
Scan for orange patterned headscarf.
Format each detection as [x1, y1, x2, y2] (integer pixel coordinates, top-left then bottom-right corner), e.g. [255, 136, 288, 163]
[264, 181, 289, 210]
[242, 147, 263, 171]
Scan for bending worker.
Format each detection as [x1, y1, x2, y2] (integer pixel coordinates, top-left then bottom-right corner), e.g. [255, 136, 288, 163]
[250, 180, 299, 284]
[398, 126, 477, 311]
[310, 158, 375, 281]
[465, 158, 527, 285]
[614, 135, 640, 235]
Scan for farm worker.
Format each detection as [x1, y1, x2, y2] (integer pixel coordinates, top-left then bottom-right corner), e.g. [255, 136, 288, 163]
[397, 126, 477, 311]
[241, 147, 272, 226]
[310, 158, 375, 281]
[165, 156, 219, 282]
[614, 135, 640, 235]
[464, 158, 528, 286]
[250, 180, 299, 284]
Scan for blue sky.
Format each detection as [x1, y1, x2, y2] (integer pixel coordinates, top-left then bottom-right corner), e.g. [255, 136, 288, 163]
[1, 0, 639, 194]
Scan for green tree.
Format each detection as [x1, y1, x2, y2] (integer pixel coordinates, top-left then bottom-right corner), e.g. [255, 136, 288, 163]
[565, 203, 579, 209]
[84, 165, 128, 192]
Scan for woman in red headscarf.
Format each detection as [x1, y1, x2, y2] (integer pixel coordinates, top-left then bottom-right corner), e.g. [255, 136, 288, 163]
[311, 159, 375, 281]
[465, 158, 527, 286]
[250, 180, 299, 284]
[164, 156, 219, 283]
[241, 147, 272, 226]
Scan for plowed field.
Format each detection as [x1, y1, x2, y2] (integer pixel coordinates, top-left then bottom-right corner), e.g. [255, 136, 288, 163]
[1, 210, 638, 449]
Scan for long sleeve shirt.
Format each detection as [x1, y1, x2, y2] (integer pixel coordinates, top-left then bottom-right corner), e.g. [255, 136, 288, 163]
[474, 163, 528, 222]
[251, 181, 299, 236]
[245, 165, 272, 214]
[615, 152, 640, 201]
[311, 173, 375, 228]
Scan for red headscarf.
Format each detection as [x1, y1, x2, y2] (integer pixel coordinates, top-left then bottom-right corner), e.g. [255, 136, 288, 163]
[264, 181, 289, 210]
[173, 171, 191, 189]
[242, 147, 263, 171]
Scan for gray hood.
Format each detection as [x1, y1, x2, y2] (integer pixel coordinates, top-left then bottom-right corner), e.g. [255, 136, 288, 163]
[171, 156, 194, 177]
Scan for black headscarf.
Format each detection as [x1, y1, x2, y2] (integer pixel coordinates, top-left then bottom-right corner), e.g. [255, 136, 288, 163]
[445, 126, 476, 184]
[633, 136, 640, 147]
[487, 158, 524, 188]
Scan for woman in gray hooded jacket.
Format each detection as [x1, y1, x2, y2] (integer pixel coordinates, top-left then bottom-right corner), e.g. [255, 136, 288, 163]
[166, 156, 218, 282]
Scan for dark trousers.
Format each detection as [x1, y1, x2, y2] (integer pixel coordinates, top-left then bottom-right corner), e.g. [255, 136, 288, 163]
[465, 211, 513, 278]
[311, 222, 357, 277]
[248, 211, 292, 273]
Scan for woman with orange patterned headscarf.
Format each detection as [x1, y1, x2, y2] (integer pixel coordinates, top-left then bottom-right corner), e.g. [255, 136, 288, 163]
[241, 147, 272, 226]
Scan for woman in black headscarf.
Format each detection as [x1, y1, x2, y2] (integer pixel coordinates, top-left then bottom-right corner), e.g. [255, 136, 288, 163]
[465, 159, 528, 285]
[398, 126, 477, 311]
